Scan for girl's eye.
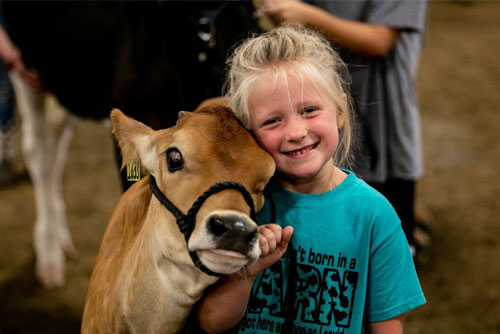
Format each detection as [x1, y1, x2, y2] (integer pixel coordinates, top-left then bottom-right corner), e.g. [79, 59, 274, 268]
[302, 106, 318, 116]
[262, 118, 280, 127]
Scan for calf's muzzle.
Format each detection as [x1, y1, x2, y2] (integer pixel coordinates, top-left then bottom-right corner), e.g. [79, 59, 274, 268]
[149, 175, 257, 277]
[207, 214, 258, 255]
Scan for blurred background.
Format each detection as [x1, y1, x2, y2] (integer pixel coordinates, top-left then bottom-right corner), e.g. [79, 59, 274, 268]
[0, 1, 499, 333]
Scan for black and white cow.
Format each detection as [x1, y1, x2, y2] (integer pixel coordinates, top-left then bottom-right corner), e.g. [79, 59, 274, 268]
[3, 1, 265, 287]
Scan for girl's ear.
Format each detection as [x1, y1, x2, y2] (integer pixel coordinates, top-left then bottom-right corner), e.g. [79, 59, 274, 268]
[337, 93, 347, 129]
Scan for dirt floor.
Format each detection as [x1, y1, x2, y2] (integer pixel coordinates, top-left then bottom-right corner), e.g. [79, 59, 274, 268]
[0, 2, 499, 333]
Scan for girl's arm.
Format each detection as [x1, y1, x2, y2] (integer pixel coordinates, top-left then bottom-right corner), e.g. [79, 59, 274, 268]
[195, 273, 255, 333]
[264, 0, 400, 58]
[366, 314, 405, 334]
[196, 224, 293, 333]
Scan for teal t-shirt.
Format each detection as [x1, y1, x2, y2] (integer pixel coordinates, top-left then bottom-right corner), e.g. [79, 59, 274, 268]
[232, 171, 425, 333]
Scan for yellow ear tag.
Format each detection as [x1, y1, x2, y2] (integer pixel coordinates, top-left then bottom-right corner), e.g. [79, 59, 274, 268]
[126, 161, 141, 181]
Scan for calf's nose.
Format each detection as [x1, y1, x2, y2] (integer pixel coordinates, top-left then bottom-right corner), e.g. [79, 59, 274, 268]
[207, 215, 258, 254]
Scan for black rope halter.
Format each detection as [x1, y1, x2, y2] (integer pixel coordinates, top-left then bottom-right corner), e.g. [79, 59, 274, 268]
[149, 175, 257, 277]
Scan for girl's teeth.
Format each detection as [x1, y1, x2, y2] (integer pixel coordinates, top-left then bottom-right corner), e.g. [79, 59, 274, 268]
[287, 144, 314, 155]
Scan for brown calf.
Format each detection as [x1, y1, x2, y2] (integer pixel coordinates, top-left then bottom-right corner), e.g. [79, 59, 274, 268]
[81, 102, 275, 333]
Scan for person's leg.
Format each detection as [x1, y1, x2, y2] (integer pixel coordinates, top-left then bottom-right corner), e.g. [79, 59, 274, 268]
[369, 178, 417, 254]
[0, 63, 19, 186]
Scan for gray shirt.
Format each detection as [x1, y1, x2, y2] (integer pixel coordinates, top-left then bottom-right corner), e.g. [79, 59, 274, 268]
[312, 0, 428, 182]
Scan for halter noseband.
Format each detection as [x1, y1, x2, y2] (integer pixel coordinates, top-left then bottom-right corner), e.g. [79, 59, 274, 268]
[149, 175, 257, 277]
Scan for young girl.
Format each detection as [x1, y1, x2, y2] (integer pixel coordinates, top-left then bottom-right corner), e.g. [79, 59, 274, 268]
[196, 24, 425, 334]
[262, 0, 429, 255]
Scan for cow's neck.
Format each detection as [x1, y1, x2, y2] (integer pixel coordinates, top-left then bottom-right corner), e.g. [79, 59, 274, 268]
[116, 199, 218, 333]
[149, 200, 219, 296]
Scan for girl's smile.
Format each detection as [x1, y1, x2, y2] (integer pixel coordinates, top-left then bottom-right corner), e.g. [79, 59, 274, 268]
[282, 142, 319, 157]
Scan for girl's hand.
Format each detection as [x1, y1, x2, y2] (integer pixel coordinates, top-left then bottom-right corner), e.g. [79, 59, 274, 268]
[196, 224, 293, 333]
[245, 224, 293, 277]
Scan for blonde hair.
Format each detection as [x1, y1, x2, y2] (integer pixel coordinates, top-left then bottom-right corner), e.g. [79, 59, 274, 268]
[223, 23, 354, 168]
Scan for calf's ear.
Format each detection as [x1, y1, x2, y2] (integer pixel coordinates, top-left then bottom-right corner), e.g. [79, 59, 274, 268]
[110, 109, 157, 174]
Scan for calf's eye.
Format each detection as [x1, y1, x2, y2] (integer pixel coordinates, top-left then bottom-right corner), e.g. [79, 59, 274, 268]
[166, 148, 184, 172]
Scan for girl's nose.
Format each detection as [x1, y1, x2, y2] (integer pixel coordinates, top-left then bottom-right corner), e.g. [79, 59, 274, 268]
[285, 116, 308, 142]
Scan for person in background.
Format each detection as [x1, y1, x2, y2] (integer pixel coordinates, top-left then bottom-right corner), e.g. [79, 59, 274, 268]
[263, 0, 429, 256]
[0, 12, 20, 187]
[196, 24, 425, 334]
[0, 9, 41, 186]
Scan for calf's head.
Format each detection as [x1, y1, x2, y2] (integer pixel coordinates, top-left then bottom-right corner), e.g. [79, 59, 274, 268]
[111, 103, 275, 275]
